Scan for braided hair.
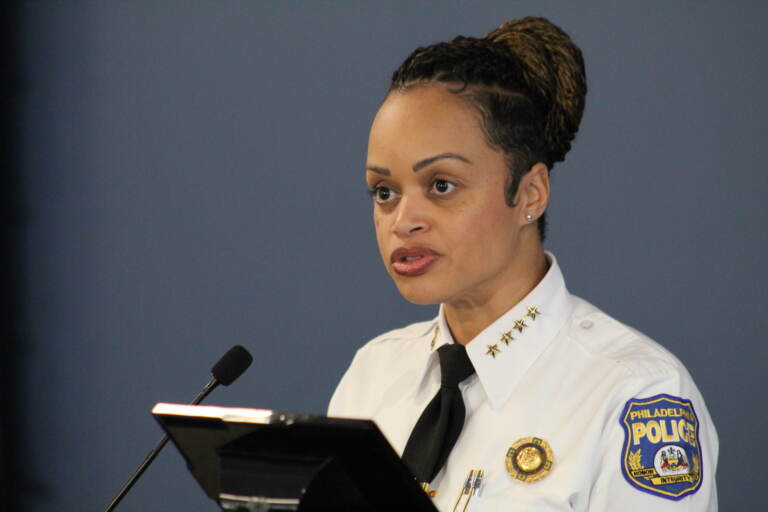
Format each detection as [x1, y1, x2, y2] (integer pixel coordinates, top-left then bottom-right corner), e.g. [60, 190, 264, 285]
[389, 17, 587, 240]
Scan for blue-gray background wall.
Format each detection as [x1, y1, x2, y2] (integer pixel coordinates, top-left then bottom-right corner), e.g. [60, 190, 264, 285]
[13, 1, 767, 510]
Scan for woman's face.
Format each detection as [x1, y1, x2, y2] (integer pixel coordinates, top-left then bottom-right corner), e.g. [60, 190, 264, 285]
[366, 84, 535, 306]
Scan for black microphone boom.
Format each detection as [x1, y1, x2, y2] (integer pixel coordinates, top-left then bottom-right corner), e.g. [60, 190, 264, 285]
[103, 345, 253, 512]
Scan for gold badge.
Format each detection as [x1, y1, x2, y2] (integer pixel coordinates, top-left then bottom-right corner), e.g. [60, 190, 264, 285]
[505, 437, 554, 483]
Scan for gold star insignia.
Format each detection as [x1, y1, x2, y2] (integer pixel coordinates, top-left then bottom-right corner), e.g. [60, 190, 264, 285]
[513, 319, 528, 333]
[526, 306, 541, 320]
[500, 331, 514, 346]
[486, 344, 501, 358]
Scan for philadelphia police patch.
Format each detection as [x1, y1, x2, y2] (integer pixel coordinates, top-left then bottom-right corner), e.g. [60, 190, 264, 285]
[619, 394, 702, 500]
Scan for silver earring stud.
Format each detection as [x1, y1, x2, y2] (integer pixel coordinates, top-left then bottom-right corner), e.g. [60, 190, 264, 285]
[525, 214, 534, 222]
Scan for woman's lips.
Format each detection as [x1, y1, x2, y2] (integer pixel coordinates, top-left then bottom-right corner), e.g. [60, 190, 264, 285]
[390, 247, 440, 277]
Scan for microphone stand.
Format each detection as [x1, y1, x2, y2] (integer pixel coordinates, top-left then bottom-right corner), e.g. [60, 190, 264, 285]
[102, 376, 220, 512]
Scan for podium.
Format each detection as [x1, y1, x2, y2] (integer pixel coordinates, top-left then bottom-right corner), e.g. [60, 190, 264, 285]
[152, 403, 438, 512]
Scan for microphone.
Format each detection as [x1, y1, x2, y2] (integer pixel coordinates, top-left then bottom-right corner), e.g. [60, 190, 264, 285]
[103, 345, 253, 512]
[211, 345, 253, 386]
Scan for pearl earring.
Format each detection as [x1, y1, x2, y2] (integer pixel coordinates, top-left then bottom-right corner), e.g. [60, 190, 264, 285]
[525, 214, 534, 222]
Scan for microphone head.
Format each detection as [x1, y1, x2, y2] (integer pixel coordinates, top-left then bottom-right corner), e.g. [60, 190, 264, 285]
[211, 345, 253, 386]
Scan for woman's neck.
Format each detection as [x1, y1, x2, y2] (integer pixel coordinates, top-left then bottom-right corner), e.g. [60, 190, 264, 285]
[443, 245, 549, 346]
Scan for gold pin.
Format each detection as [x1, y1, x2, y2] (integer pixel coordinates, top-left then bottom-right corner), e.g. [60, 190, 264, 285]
[512, 319, 528, 333]
[526, 305, 541, 320]
[486, 344, 501, 358]
[451, 469, 484, 512]
[451, 470, 474, 512]
[500, 331, 514, 346]
[505, 437, 554, 483]
[430, 325, 439, 350]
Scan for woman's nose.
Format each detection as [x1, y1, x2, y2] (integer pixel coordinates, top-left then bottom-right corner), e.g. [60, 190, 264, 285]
[392, 195, 429, 237]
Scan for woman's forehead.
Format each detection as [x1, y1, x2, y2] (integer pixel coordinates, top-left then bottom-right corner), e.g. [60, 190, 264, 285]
[375, 84, 476, 125]
[368, 85, 489, 161]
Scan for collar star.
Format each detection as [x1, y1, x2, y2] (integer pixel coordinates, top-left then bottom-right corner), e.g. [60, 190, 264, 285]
[513, 319, 528, 333]
[486, 344, 501, 358]
[500, 331, 514, 346]
[526, 305, 541, 320]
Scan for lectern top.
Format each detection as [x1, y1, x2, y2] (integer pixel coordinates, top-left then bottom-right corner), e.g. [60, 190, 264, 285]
[153, 402, 438, 512]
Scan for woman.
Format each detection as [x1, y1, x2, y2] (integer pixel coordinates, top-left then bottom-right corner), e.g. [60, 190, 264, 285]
[329, 17, 717, 511]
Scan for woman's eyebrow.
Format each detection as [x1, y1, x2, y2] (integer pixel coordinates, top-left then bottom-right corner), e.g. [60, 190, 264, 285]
[412, 152, 471, 172]
[365, 153, 471, 175]
[365, 166, 391, 176]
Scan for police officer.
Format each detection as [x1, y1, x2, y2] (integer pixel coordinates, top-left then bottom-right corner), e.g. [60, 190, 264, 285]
[329, 17, 717, 512]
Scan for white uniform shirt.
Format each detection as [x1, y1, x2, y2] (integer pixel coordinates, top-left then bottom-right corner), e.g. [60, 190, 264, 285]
[329, 255, 718, 511]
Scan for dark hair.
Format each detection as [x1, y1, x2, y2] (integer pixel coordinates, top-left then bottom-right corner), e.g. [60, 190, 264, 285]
[388, 17, 587, 240]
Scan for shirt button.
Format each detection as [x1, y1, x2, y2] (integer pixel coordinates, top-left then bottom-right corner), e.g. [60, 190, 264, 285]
[580, 319, 594, 329]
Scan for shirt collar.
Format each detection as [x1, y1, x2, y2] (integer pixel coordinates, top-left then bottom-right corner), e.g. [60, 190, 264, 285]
[418, 252, 574, 410]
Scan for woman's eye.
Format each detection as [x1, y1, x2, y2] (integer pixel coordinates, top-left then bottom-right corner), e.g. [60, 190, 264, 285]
[371, 186, 398, 204]
[432, 179, 456, 195]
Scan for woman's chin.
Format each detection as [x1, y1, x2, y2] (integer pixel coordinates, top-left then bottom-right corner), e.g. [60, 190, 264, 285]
[394, 282, 445, 306]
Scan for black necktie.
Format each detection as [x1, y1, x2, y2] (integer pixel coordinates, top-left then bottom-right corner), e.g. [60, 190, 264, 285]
[402, 343, 476, 483]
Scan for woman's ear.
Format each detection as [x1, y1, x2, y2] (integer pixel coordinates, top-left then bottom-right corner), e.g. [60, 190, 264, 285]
[518, 163, 550, 222]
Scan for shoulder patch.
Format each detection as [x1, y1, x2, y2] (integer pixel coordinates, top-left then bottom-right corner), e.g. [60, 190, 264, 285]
[619, 394, 702, 500]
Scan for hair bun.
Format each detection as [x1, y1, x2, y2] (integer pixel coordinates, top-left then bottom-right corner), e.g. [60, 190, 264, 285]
[485, 17, 587, 164]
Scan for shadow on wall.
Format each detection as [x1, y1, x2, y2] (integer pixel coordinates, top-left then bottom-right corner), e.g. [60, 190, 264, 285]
[2, 1, 24, 511]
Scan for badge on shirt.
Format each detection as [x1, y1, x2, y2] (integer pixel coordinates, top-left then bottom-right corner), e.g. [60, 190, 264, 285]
[619, 394, 702, 500]
[505, 436, 554, 483]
